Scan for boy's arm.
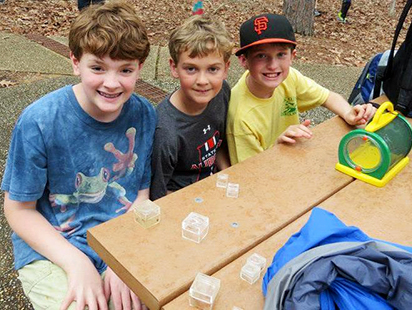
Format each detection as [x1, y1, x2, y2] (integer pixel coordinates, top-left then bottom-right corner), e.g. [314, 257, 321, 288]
[322, 91, 375, 126]
[103, 267, 147, 310]
[277, 119, 312, 144]
[127, 188, 150, 211]
[102, 179, 150, 308]
[227, 131, 265, 165]
[3, 192, 108, 310]
[150, 127, 178, 200]
[134, 188, 149, 205]
[216, 139, 231, 170]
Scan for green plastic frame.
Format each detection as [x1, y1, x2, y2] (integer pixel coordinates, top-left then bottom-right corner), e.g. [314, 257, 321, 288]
[338, 129, 391, 179]
[397, 114, 412, 155]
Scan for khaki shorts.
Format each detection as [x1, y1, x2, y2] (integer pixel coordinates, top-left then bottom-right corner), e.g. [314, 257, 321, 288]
[18, 260, 114, 310]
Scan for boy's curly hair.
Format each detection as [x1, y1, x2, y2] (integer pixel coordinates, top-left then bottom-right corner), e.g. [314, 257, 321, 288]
[69, 0, 150, 62]
[169, 15, 233, 64]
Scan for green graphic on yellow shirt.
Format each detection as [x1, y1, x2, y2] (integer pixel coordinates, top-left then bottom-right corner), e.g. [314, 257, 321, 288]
[281, 98, 297, 116]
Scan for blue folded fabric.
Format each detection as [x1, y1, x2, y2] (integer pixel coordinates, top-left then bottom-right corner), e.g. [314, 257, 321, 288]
[323, 277, 393, 310]
[263, 207, 412, 295]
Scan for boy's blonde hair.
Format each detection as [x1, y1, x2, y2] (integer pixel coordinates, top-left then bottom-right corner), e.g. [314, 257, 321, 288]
[169, 15, 233, 64]
[69, 0, 150, 62]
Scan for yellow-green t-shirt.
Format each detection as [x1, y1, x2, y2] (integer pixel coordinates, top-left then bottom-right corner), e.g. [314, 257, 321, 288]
[227, 67, 330, 165]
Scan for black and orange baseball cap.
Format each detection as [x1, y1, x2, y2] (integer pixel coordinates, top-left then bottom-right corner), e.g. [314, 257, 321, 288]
[235, 14, 296, 56]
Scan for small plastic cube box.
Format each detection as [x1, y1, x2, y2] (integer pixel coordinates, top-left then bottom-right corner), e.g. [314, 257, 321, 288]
[240, 262, 261, 285]
[216, 173, 229, 188]
[247, 253, 267, 272]
[182, 212, 209, 243]
[133, 199, 160, 229]
[226, 183, 240, 198]
[189, 273, 220, 310]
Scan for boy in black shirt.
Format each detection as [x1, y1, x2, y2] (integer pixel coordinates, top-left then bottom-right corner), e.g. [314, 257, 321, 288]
[150, 15, 233, 200]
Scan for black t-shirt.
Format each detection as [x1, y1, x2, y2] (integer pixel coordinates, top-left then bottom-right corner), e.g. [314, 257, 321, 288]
[150, 81, 230, 200]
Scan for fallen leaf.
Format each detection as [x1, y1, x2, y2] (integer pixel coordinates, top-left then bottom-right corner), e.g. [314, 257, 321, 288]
[0, 79, 17, 88]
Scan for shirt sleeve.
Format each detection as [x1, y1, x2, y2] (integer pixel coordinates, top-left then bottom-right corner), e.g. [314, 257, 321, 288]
[139, 106, 157, 191]
[227, 118, 265, 165]
[1, 115, 47, 202]
[293, 69, 330, 112]
[150, 125, 179, 201]
[228, 134, 264, 165]
[222, 80, 231, 114]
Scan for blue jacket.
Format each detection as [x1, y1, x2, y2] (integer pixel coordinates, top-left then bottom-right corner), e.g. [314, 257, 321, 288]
[263, 208, 412, 309]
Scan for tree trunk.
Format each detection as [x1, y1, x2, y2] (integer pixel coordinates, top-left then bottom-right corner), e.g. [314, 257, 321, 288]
[283, 0, 315, 36]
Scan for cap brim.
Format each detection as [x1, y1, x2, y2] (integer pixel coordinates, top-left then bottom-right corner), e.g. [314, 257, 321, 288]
[235, 38, 297, 56]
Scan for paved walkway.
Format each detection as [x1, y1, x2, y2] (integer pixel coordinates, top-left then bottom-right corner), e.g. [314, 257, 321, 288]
[0, 32, 362, 309]
[0, 32, 362, 106]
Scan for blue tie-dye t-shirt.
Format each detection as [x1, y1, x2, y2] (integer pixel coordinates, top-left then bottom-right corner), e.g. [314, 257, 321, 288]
[1, 85, 156, 273]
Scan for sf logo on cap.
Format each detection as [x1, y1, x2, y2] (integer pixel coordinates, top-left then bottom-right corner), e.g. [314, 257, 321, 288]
[254, 16, 268, 35]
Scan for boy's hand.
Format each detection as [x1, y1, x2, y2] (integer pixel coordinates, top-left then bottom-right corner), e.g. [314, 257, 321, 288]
[60, 255, 107, 310]
[104, 267, 148, 310]
[343, 103, 376, 126]
[277, 119, 312, 144]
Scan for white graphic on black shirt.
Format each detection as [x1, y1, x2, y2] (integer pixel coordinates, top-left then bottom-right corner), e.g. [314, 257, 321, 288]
[203, 124, 211, 134]
[191, 131, 222, 181]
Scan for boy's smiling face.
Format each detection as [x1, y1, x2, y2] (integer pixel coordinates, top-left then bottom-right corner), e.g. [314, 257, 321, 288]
[70, 53, 142, 122]
[169, 48, 230, 115]
[239, 44, 296, 98]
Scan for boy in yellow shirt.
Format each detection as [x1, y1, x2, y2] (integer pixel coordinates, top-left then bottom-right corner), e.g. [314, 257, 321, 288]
[227, 14, 375, 164]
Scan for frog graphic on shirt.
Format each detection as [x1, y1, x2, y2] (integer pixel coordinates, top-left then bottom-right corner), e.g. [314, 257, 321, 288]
[104, 127, 138, 181]
[50, 128, 138, 233]
[51, 167, 110, 211]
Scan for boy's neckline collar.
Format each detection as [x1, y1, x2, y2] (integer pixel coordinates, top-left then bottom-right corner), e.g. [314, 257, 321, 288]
[245, 71, 276, 99]
[169, 89, 210, 116]
[68, 85, 129, 129]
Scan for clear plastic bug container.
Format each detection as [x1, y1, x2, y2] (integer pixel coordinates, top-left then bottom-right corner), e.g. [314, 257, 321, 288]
[216, 173, 229, 188]
[133, 199, 160, 228]
[189, 273, 221, 309]
[240, 262, 261, 285]
[247, 253, 267, 273]
[226, 183, 240, 198]
[182, 212, 209, 243]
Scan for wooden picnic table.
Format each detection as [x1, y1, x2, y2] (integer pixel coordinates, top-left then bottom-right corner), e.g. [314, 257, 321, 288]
[88, 116, 354, 310]
[165, 162, 412, 309]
